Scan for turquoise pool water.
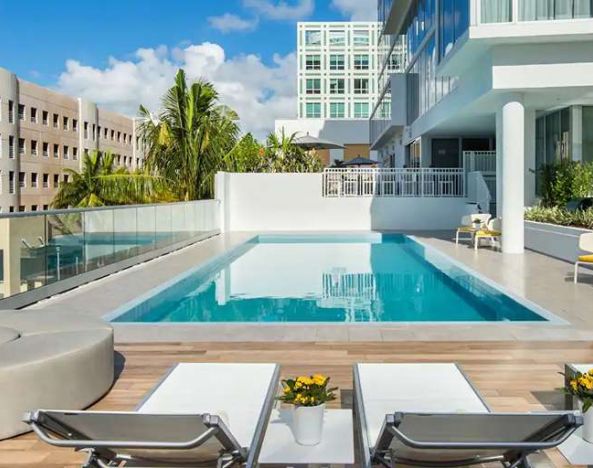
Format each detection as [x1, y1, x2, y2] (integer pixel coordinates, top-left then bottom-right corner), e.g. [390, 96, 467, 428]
[111, 234, 549, 323]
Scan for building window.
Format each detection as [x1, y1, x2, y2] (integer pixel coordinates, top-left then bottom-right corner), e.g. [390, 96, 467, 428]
[8, 100, 14, 123]
[43, 173, 49, 188]
[93, 124, 96, 141]
[53, 144, 59, 158]
[31, 107, 38, 123]
[84, 122, 89, 139]
[64, 174, 70, 183]
[73, 147, 78, 160]
[53, 174, 59, 188]
[353, 78, 369, 94]
[354, 102, 370, 118]
[18, 206, 25, 212]
[63, 145, 69, 159]
[63, 116, 69, 130]
[304, 30, 321, 46]
[354, 54, 370, 70]
[353, 29, 370, 46]
[18, 172, 26, 188]
[42, 142, 49, 157]
[104, 127, 108, 139]
[117, 131, 121, 142]
[42, 110, 48, 126]
[43, 204, 48, 211]
[31, 205, 38, 211]
[18, 138, 25, 156]
[9, 206, 14, 212]
[18, 104, 25, 121]
[330, 102, 346, 118]
[111, 129, 115, 140]
[329, 78, 345, 94]
[52, 113, 59, 129]
[31, 140, 38, 156]
[306, 78, 321, 95]
[31, 172, 38, 188]
[329, 30, 346, 46]
[8, 171, 15, 194]
[8, 136, 14, 158]
[73, 119, 78, 131]
[305, 102, 321, 118]
[329, 54, 345, 71]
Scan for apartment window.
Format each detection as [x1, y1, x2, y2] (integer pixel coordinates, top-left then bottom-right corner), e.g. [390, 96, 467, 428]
[329, 30, 346, 46]
[43, 173, 49, 188]
[31, 172, 38, 188]
[353, 29, 370, 46]
[18, 206, 25, 212]
[353, 78, 369, 94]
[18, 172, 26, 188]
[42, 110, 49, 126]
[31, 205, 38, 211]
[84, 148, 89, 157]
[111, 129, 115, 140]
[73, 119, 78, 131]
[42, 142, 49, 157]
[92, 124, 96, 140]
[63, 116, 69, 130]
[64, 174, 70, 183]
[117, 131, 121, 142]
[31, 140, 38, 156]
[9, 206, 14, 213]
[43, 204, 48, 211]
[18, 138, 25, 156]
[329, 54, 345, 71]
[63, 145, 69, 160]
[30, 107, 38, 123]
[354, 54, 370, 70]
[8, 100, 14, 123]
[330, 102, 346, 118]
[354, 102, 370, 118]
[8, 172, 14, 194]
[73, 147, 78, 160]
[53, 143, 59, 158]
[52, 113, 59, 129]
[18, 104, 25, 121]
[329, 78, 345, 95]
[306, 78, 321, 95]
[304, 30, 321, 46]
[8, 136, 14, 158]
[53, 174, 59, 188]
[104, 127, 108, 139]
[305, 102, 321, 118]
[98, 126, 102, 138]
[84, 122, 89, 139]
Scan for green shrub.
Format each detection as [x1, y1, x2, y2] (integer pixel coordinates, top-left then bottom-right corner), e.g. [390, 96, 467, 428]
[525, 206, 593, 230]
[539, 160, 593, 207]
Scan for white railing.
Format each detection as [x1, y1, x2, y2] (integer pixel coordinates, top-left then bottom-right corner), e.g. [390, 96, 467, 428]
[467, 171, 492, 213]
[463, 151, 497, 173]
[322, 168, 465, 198]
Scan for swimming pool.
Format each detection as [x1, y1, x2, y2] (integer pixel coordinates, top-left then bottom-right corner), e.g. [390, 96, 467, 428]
[111, 234, 552, 323]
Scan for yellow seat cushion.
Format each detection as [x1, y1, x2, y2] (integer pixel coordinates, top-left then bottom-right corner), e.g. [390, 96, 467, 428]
[457, 226, 477, 232]
[579, 254, 593, 263]
[475, 230, 501, 238]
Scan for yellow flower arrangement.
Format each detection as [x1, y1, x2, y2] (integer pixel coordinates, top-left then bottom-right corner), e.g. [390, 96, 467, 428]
[564, 369, 593, 412]
[277, 374, 337, 407]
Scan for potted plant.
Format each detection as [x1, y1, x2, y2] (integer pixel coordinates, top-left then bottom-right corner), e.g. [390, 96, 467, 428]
[565, 370, 593, 442]
[278, 374, 337, 446]
[472, 218, 483, 229]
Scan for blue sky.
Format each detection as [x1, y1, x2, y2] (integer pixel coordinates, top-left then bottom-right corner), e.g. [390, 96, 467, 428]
[0, 0, 376, 137]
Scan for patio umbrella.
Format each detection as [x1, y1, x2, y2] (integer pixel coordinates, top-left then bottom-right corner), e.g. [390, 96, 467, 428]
[341, 156, 379, 167]
[294, 134, 345, 150]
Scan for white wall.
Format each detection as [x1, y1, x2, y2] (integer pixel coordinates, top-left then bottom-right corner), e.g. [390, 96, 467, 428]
[525, 220, 591, 263]
[216, 172, 470, 232]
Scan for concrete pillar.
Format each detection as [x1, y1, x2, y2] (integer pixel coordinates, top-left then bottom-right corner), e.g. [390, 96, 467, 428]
[524, 109, 536, 207]
[495, 109, 503, 212]
[501, 98, 525, 254]
[572, 106, 583, 162]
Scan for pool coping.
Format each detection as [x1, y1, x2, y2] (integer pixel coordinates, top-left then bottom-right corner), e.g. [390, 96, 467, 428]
[104, 232, 567, 327]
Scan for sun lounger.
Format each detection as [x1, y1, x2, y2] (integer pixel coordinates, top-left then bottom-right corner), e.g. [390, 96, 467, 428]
[354, 363, 582, 468]
[24, 363, 280, 468]
[455, 214, 491, 244]
[574, 233, 593, 283]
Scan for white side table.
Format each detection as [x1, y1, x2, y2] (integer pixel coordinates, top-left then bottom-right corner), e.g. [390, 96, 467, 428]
[258, 408, 354, 467]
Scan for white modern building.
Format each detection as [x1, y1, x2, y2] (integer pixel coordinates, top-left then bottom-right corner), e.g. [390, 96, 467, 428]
[276, 21, 404, 165]
[371, 0, 593, 253]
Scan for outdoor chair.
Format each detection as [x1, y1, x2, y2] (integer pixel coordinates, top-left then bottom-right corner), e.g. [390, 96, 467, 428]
[353, 363, 582, 468]
[455, 214, 491, 245]
[474, 217, 502, 250]
[574, 232, 593, 284]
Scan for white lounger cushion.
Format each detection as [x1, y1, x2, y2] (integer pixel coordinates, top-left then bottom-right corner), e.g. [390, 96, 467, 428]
[138, 363, 277, 448]
[357, 363, 489, 447]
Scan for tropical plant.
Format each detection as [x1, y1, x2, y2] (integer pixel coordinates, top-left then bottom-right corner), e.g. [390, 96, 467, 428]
[539, 160, 593, 207]
[262, 130, 323, 173]
[138, 69, 240, 200]
[525, 206, 593, 230]
[277, 374, 337, 407]
[52, 150, 170, 208]
[221, 133, 265, 173]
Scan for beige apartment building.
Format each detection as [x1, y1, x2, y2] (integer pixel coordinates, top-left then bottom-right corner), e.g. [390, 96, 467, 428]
[0, 67, 143, 213]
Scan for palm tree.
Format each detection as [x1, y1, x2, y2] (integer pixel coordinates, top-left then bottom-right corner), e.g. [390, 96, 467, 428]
[138, 69, 240, 200]
[52, 150, 171, 208]
[264, 130, 323, 173]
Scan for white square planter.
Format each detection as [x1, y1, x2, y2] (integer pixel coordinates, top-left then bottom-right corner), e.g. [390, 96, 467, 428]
[525, 220, 592, 262]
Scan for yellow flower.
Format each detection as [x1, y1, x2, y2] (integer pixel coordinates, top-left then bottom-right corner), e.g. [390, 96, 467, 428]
[283, 386, 291, 394]
[313, 374, 327, 386]
[297, 376, 314, 386]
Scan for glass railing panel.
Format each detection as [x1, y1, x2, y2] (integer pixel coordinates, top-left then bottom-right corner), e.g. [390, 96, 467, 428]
[137, 205, 157, 255]
[8, 214, 48, 295]
[519, 0, 593, 20]
[155, 204, 174, 248]
[112, 207, 139, 262]
[171, 203, 189, 243]
[481, 0, 513, 22]
[46, 211, 86, 283]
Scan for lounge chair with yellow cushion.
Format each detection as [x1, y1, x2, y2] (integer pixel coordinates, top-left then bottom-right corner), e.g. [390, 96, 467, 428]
[574, 233, 593, 284]
[455, 214, 491, 244]
[474, 218, 502, 251]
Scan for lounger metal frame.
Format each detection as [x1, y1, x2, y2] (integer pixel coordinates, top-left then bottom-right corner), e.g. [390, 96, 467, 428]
[24, 363, 280, 468]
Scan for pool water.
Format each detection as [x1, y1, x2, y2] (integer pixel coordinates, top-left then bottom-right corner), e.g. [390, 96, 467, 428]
[112, 234, 548, 323]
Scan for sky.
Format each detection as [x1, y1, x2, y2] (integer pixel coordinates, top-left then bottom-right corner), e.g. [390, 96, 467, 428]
[0, 0, 377, 139]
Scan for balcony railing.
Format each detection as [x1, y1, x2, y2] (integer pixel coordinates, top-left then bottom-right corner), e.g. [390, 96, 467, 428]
[475, 0, 593, 24]
[322, 168, 465, 198]
[463, 151, 497, 173]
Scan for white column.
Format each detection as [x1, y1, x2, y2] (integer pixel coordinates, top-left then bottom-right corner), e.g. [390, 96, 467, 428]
[501, 98, 525, 254]
[572, 106, 583, 162]
[495, 109, 503, 211]
[524, 109, 536, 207]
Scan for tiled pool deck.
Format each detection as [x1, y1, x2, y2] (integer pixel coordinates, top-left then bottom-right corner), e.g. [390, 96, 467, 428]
[28, 231, 593, 343]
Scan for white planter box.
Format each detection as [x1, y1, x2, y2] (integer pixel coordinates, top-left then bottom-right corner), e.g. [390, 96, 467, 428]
[525, 220, 592, 262]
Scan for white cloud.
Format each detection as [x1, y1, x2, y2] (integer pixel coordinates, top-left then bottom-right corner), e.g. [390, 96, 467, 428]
[208, 13, 258, 33]
[331, 0, 377, 21]
[243, 0, 314, 20]
[56, 43, 297, 140]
